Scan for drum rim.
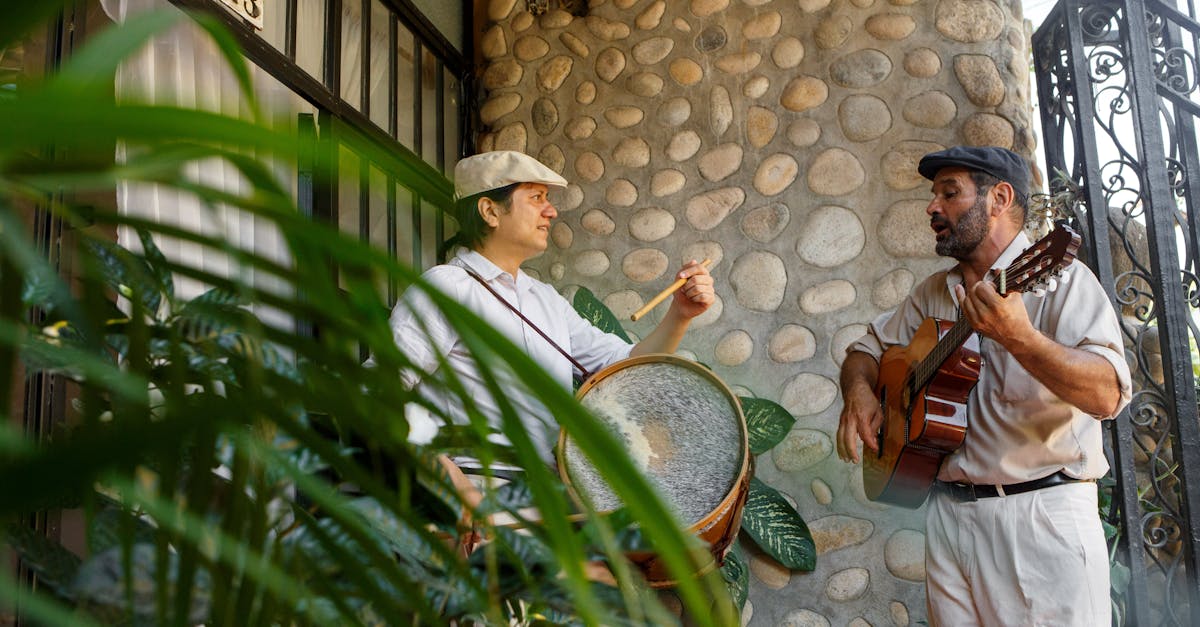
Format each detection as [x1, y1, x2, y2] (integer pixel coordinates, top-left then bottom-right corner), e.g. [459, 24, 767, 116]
[556, 353, 751, 535]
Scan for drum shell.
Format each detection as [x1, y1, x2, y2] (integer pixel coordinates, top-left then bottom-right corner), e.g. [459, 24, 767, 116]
[557, 354, 751, 588]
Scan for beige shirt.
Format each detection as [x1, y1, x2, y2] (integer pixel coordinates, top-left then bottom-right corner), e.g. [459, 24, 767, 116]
[848, 232, 1132, 485]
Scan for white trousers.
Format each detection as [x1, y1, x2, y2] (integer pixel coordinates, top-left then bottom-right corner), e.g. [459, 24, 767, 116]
[925, 481, 1111, 626]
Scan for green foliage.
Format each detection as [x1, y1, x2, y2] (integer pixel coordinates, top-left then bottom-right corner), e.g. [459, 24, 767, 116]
[719, 549, 749, 610]
[0, 7, 735, 625]
[572, 286, 632, 343]
[741, 478, 817, 571]
[743, 396, 796, 454]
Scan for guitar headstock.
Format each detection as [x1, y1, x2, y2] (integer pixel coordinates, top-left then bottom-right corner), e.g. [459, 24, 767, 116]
[993, 222, 1080, 296]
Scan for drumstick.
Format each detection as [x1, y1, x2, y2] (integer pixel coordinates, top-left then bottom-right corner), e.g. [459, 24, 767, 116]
[630, 258, 712, 322]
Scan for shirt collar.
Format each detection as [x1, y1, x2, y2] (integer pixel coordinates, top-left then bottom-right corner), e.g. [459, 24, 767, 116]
[945, 231, 1033, 302]
[453, 247, 528, 289]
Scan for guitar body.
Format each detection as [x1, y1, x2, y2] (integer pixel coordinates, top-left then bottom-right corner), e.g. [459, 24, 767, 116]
[863, 317, 982, 508]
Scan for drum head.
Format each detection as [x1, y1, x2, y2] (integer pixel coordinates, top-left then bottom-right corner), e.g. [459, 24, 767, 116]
[559, 355, 747, 527]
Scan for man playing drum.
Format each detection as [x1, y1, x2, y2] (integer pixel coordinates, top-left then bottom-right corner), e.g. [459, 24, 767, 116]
[389, 150, 715, 468]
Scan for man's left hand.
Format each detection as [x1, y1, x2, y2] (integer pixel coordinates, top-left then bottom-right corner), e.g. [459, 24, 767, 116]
[670, 259, 715, 319]
[955, 280, 1035, 347]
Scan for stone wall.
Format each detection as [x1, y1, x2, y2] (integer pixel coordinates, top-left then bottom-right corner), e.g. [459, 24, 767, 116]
[475, 0, 1033, 624]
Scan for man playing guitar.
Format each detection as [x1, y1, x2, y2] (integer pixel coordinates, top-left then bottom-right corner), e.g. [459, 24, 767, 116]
[836, 146, 1131, 625]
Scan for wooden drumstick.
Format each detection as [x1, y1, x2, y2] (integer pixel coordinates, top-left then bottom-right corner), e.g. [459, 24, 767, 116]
[630, 258, 712, 321]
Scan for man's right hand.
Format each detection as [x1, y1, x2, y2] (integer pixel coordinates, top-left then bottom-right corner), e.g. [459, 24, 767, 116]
[837, 352, 885, 464]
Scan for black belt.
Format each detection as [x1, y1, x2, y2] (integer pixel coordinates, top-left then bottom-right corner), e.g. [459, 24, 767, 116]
[936, 471, 1092, 502]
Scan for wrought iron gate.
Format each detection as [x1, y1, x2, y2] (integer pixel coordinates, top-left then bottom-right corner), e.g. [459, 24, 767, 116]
[1034, 1, 1200, 624]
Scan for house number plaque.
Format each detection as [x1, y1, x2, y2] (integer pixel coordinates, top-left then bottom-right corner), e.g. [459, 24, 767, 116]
[218, 0, 264, 30]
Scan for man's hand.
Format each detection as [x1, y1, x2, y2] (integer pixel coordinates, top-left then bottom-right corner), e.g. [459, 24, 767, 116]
[837, 352, 884, 464]
[669, 259, 715, 319]
[955, 281, 1036, 349]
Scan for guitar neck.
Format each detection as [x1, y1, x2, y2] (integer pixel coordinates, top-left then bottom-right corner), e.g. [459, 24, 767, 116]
[912, 316, 974, 392]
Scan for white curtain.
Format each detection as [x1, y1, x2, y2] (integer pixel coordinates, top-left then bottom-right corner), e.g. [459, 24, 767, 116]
[100, 0, 311, 330]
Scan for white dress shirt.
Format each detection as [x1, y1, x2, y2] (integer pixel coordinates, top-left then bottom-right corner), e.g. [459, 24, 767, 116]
[390, 248, 633, 464]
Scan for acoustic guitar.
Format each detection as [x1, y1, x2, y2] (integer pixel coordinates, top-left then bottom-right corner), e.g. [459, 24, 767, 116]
[863, 224, 1081, 508]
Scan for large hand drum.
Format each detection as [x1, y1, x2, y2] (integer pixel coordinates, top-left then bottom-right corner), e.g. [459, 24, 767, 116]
[557, 354, 751, 587]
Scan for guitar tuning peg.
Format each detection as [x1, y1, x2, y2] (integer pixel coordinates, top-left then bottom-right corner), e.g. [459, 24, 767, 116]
[1046, 277, 1058, 292]
[1058, 271, 1071, 284]
[1033, 287, 1047, 297]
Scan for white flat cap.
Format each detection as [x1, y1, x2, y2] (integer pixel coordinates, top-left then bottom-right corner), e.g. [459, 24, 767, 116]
[453, 150, 568, 200]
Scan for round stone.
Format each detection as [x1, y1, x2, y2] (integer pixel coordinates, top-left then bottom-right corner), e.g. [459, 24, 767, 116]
[815, 14, 853, 49]
[838, 94, 892, 142]
[954, 54, 1005, 106]
[778, 609, 830, 627]
[798, 0, 833, 10]
[604, 105, 644, 129]
[891, 601, 910, 626]
[575, 151, 605, 182]
[511, 11, 534, 32]
[633, 37, 675, 65]
[788, 119, 821, 146]
[741, 202, 790, 243]
[603, 290, 644, 320]
[673, 17, 691, 32]
[685, 293, 723, 328]
[809, 515, 874, 555]
[772, 427, 834, 471]
[747, 106, 778, 148]
[781, 75, 829, 112]
[743, 75, 770, 98]
[576, 81, 597, 104]
[657, 97, 692, 126]
[686, 187, 745, 230]
[730, 251, 787, 312]
[669, 57, 704, 85]
[691, 0, 730, 17]
[514, 35, 550, 61]
[885, 529, 926, 582]
[651, 169, 686, 197]
[743, 11, 782, 39]
[796, 205, 866, 268]
[550, 262, 565, 281]
[559, 32, 589, 58]
[750, 553, 790, 590]
[613, 137, 651, 167]
[606, 178, 638, 206]
[873, 268, 915, 309]
[695, 25, 728, 52]
[826, 568, 870, 601]
[564, 116, 597, 140]
[832, 324, 868, 367]
[627, 72, 665, 97]
[963, 112, 1015, 148]
[481, 25, 506, 60]
[586, 15, 631, 41]
[531, 97, 559, 135]
[800, 279, 857, 314]
[477, 132, 494, 152]
[904, 47, 942, 77]
[772, 37, 806, 69]
[596, 47, 627, 83]
[538, 143, 565, 173]
[582, 209, 616, 235]
[493, 122, 527, 152]
[812, 479, 833, 505]
[781, 376, 837, 417]
[699, 143, 744, 182]
[716, 330, 754, 366]
[629, 207, 676, 242]
[537, 56, 574, 93]
[560, 184, 584, 211]
[711, 86, 733, 136]
[667, 130, 702, 162]
[716, 51, 762, 74]
[769, 324, 816, 363]
[539, 8, 573, 29]
[808, 148, 866, 196]
[754, 153, 800, 196]
[682, 241, 724, 270]
[480, 92, 521, 125]
[488, 0, 518, 21]
[483, 59, 523, 89]
[881, 140, 945, 190]
[574, 249, 610, 277]
[880, 199, 937, 257]
[936, 0, 1005, 43]
[637, 1, 667, 30]
[866, 13, 916, 40]
[829, 49, 893, 88]
[551, 221, 573, 249]
[903, 91, 957, 128]
[623, 248, 670, 283]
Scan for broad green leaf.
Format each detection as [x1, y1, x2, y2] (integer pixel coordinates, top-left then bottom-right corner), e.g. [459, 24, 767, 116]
[720, 548, 749, 610]
[741, 396, 795, 454]
[136, 229, 175, 313]
[741, 477, 816, 571]
[572, 286, 631, 343]
[3, 522, 81, 596]
[87, 505, 157, 556]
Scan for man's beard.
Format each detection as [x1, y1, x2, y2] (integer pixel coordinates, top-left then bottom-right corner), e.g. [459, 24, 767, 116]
[934, 193, 989, 259]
